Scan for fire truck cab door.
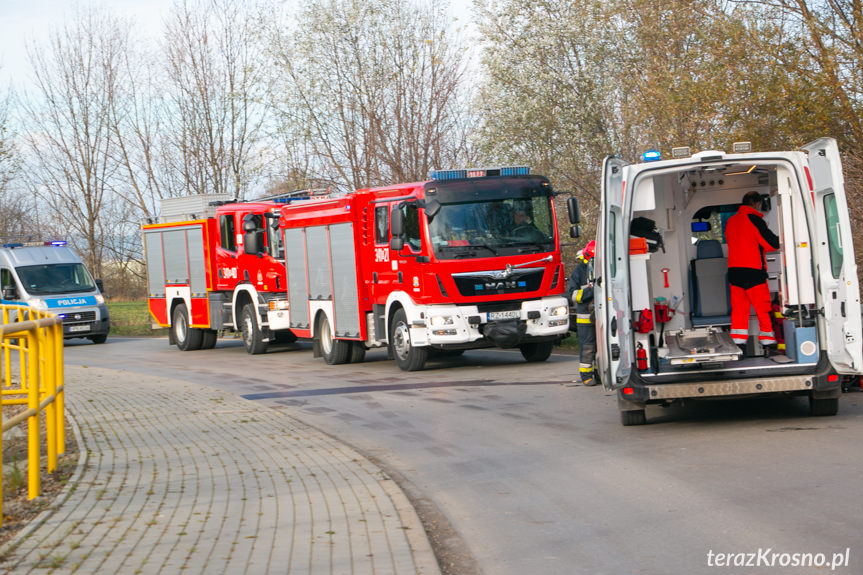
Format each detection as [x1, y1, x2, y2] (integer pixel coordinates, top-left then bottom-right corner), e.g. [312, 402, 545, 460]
[801, 137, 863, 373]
[597, 155, 633, 390]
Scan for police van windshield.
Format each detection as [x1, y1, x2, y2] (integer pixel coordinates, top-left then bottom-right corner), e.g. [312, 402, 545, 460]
[16, 264, 96, 295]
[426, 178, 555, 259]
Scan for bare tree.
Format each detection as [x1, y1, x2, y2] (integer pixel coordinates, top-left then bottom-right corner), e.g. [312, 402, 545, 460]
[266, 0, 471, 191]
[21, 8, 129, 277]
[0, 84, 31, 239]
[164, 0, 266, 199]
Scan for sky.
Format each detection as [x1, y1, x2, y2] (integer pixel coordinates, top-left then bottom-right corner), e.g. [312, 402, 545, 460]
[0, 0, 478, 90]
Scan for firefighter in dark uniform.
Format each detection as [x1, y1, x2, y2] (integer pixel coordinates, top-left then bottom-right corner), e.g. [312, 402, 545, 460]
[567, 240, 597, 386]
[726, 191, 780, 349]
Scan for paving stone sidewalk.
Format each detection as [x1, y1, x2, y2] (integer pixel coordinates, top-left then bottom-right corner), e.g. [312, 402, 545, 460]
[0, 366, 440, 575]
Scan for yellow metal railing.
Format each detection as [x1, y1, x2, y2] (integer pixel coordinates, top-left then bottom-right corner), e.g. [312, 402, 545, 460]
[0, 305, 65, 526]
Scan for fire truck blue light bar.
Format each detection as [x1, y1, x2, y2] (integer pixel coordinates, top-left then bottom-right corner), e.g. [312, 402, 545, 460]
[429, 166, 530, 181]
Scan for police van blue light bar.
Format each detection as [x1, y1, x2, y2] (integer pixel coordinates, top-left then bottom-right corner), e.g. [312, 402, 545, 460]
[430, 166, 530, 181]
[642, 150, 661, 162]
[49, 241, 67, 246]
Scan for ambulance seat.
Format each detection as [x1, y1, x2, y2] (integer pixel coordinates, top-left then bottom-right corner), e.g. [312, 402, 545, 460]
[689, 239, 731, 326]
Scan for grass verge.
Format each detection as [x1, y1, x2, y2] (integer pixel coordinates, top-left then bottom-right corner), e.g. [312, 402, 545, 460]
[107, 300, 167, 337]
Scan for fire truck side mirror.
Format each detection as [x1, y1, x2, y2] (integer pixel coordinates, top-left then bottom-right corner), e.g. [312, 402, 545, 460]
[567, 196, 581, 224]
[390, 237, 404, 251]
[244, 231, 263, 256]
[242, 218, 258, 233]
[423, 198, 441, 219]
[569, 225, 581, 239]
[390, 205, 405, 238]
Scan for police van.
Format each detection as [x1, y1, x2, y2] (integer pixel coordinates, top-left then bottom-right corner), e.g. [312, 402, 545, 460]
[587, 138, 862, 425]
[0, 241, 110, 343]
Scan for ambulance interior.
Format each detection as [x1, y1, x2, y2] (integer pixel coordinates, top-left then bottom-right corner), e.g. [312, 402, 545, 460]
[627, 160, 819, 379]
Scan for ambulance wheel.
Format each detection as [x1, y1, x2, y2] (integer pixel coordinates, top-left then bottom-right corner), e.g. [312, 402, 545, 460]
[389, 308, 427, 371]
[241, 303, 268, 355]
[620, 408, 647, 426]
[173, 303, 203, 351]
[200, 329, 218, 350]
[349, 341, 366, 363]
[318, 315, 350, 364]
[89, 334, 108, 344]
[519, 341, 553, 362]
[809, 396, 839, 416]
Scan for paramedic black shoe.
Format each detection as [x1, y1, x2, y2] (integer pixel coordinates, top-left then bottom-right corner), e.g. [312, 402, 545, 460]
[582, 378, 599, 387]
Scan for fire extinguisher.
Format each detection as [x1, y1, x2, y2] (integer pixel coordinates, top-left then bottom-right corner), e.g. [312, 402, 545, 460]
[636, 342, 648, 371]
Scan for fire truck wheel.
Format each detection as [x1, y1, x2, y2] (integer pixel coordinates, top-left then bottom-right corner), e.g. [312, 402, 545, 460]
[389, 308, 428, 371]
[318, 315, 350, 364]
[349, 341, 366, 363]
[519, 341, 553, 362]
[200, 329, 218, 350]
[241, 303, 268, 355]
[173, 303, 203, 351]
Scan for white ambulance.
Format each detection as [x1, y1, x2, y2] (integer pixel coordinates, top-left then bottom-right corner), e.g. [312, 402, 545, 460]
[589, 138, 862, 425]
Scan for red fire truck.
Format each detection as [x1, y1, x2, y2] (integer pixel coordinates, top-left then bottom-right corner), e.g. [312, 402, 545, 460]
[276, 167, 571, 370]
[143, 192, 326, 354]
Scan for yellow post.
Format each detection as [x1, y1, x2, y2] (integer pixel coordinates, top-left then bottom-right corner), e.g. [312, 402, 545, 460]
[54, 321, 65, 455]
[40, 326, 57, 474]
[27, 331, 40, 500]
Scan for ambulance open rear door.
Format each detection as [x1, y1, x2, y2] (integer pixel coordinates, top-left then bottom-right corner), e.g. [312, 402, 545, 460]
[596, 155, 634, 389]
[801, 137, 863, 374]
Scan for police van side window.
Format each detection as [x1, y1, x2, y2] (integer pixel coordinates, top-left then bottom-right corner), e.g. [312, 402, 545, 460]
[220, 215, 236, 252]
[823, 193, 843, 278]
[375, 206, 389, 244]
[1, 268, 12, 289]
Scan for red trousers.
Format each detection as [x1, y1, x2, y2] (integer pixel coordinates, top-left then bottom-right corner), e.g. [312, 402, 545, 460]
[730, 282, 776, 345]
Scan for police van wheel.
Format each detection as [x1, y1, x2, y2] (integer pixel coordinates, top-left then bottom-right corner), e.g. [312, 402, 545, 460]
[620, 409, 647, 426]
[519, 341, 553, 362]
[318, 315, 350, 364]
[173, 303, 203, 351]
[89, 334, 108, 344]
[241, 303, 268, 355]
[389, 308, 427, 371]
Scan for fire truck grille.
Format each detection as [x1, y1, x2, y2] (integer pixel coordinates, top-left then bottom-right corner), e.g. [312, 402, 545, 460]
[452, 268, 544, 297]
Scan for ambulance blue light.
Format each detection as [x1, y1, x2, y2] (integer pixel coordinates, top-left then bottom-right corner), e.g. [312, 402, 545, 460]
[50, 241, 67, 246]
[642, 150, 661, 162]
[3, 243, 23, 248]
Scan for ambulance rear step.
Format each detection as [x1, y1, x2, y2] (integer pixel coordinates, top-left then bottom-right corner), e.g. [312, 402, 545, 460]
[664, 327, 742, 365]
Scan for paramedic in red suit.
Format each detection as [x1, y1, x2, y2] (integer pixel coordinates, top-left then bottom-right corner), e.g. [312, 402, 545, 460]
[725, 191, 780, 348]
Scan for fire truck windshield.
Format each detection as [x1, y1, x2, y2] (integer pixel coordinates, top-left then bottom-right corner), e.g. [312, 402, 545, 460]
[15, 263, 96, 295]
[426, 178, 555, 259]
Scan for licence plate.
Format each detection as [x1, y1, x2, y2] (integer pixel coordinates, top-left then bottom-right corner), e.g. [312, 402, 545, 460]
[488, 310, 520, 320]
[68, 325, 91, 333]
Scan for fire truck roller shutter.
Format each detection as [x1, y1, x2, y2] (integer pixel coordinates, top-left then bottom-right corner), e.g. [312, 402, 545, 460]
[285, 227, 310, 329]
[163, 229, 191, 285]
[306, 226, 331, 301]
[329, 223, 361, 338]
[144, 230, 166, 297]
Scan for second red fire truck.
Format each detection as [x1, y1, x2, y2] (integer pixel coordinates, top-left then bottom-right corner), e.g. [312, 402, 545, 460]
[272, 167, 571, 370]
[143, 191, 327, 354]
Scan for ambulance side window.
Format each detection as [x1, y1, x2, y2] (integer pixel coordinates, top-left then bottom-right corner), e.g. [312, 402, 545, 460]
[1, 268, 13, 289]
[375, 206, 389, 244]
[220, 214, 236, 252]
[823, 193, 843, 278]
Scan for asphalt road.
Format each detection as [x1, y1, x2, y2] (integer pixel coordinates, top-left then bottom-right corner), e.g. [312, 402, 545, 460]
[65, 336, 863, 575]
